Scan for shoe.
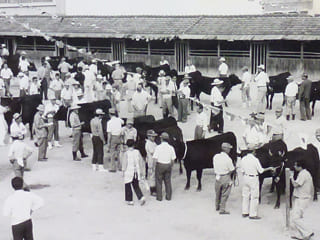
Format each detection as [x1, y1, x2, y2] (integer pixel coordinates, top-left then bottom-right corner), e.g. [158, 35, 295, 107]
[38, 158, 47, 162]
[24, 168, 31, 172]
[54, 141, 62, 147]
[73, 157, 81, 161]
[140, 197, 146, 206]
[48, 142, 53, 150]
[242, 214, 249, 218]
[109, 170, 116, 173]
[98, 165, 108, 172]
[219, 211, 230, 215]
[43, 157, 48, 160]
[249, 216, 261, 220]
[81, 153, 88, 158]
[126, 201, 134, 206]
[92, 164, 98, 171]
[290, 237, 302, 240]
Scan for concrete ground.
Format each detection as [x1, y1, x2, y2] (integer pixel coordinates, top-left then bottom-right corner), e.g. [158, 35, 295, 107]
[0, 79, 319, 240]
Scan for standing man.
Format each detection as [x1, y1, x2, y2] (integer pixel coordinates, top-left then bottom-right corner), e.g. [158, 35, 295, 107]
[3, 177, 44, 240]
[194, 105, 208, 140]
[69, 105, 87, 161]
[290, 160, 314, 240]
[0, 63, 13, 96]
[177, 77, 191, 123]
[218, 57, 228, 77]
[298, 73, 312, 121]
[33, 104, 49, 162]
[10, 113, 27, 140]
[18, 72, 29, 97]
[111, 63, 125, 88]
[107, 108, 124, 172]
[213, 142, 235, 214]
[58, 57, 73, 81]
[90, 109, 106, 172]
[153, 132, 176, 201]
[145, 129, 158, 196]
[160, 56, 169, 66]
[285, 75, 298, 121]
[160, 76, 175, 118]
[131, 83, 151, 117]
[240, 149, 274, 219]
[210, 79, 226, 134]
[184, 60, 196, 74]
[241, 66, 251, 107]
[74, 67, 85, 91]
[254, 64, 269, 114]
[271, 106, 286, 141]
[1, 44, 9, 58]
[44, 97, 62, 149]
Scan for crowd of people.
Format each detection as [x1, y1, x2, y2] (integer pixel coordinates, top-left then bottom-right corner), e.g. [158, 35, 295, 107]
[1, 53, 319, 240]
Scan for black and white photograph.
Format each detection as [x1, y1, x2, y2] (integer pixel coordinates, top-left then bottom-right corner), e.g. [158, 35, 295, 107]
[0, 0, 319, 239]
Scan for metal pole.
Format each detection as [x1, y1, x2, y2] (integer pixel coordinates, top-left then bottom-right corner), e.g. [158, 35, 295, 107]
[285, 168, 291, 228]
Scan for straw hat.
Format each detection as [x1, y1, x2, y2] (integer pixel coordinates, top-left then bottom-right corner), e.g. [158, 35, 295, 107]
[95, 108, 105, 115]
[158, 70, 165, 76]
[211, 79, 224, 85]
[109, 108, 116, 115]
[183, 74, 191, 80]
[221, 142, 233, 149]
[219, 57, 226, 62]
[13, 113, 21, 120]
[147, 129, 158, 137]
[126, 119, 134, 125]
[160, 132, 170, 140]
[70, 105, 80, 110]
[37, 104, 44, 111]
[257, 64, 265, 70]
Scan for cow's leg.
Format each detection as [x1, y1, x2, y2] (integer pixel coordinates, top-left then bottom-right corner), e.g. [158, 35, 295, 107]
[259, 176, 264, 204]
[184, 169, 192, 190]
[269, 179, 275, 193]
[266, 93, 269, 109]
[153, 85, 158, 104]
[282, 92, 286, 106]
[314, 186, 318, 201]
[179, 159, 183, 175]
[312, 100, 316, 117]
[196, 169, 203, 191]
[274, 182, 281, 209]
[29, 120, 33, 140]
[269, 94, 274, 110]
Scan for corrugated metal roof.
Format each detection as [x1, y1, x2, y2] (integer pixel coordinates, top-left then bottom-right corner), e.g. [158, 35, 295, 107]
[0, 15, 320, 41]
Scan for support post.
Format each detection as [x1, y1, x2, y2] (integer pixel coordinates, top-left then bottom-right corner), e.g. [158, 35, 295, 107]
[285, 168, 291, 229]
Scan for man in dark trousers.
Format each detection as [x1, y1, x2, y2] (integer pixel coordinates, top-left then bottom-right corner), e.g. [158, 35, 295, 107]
[3, 177, 44, 240]
[298, 73, 312, 121]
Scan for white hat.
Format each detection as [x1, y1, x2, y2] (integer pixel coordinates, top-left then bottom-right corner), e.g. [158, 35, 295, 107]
[1, 44, 6, 47]
[158, 70, 165, 76]
[20, 51, 27, 55]
[219, 57, 226, 62]
[97, 74, 103, 79]
[95, 108, 105, 115]
[70, 105, 80, 110]
[211, 79, 224, 85]
[105, 84, 112, 90]
[18, 72, 24, 77]
[37, 104, 45, 111]
[258, 64, 265, 70]
[13, 113, 21, 120]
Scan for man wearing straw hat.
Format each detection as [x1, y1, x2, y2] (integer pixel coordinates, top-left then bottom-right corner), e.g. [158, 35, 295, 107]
[112, 63, 125, 88]
[90, 108, 107, 171]
[242, 114, 265, 151]
[69, 105, 87, 161]
[160, 76, 175, 118]
[240, 66, 252, 107]
[285, 75, 299, 121]
[145, 129, 158, 196]
[254, 64, 269, 114]
[10, 113, 27, 141]
[210, 78, 226, 134]
[218, 57, 228, 78]
[177, 75, 191, 123]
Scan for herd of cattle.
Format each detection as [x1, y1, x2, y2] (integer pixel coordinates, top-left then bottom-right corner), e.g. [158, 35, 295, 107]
[1, 55, 320, 209]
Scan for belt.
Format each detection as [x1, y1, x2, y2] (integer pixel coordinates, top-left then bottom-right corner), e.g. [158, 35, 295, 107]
[245, 174, 258, 177]
[217, 173, 230, 176]
[257, 86, 267, 88]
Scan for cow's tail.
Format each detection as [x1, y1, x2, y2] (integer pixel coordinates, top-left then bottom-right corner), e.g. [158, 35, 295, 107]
[179, 141, 188, 175]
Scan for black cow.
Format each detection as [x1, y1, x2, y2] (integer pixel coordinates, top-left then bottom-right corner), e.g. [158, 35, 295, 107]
[266, 72, 291, 110]
[310, 80, 320, 116]
[183, 132, 237, 191]
[43, 56, 81, 73]
[6, 54, 37, 76]
[1, 94, 42, 139]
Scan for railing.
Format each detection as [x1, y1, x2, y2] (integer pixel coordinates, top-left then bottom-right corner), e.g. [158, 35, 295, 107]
[303, 51, 320, 59]
[150, 48, 174, 55]
[269, 50, 301, 59]
[190, 49, 218, 57]
[126, 47, 148, 55]
[90, 46, 112, 54]
[220, 50, 250, 57]
[16, 44, 34, 51]
[35, 44, 55, 51]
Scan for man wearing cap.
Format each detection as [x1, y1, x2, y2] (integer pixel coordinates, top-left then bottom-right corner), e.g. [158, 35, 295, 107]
[33, 104, 49, 161]
[271, 107, 286, 141]
[254, 64, 269, 114]
[285, 75, 298, 120]
[37, 61, 49, 100]
[49, 73, 64, 100]
[157, 70, 166, 105]
[93, 75, 104, 101]
[69, 105, 87, 161]
[184, 60, 196, 74]
[90, 109, 106, 171]
[177, 76, 191, 123]
[241, 66, 252, 107]
[210, 78, 226, 134]
[145, 129, 158, 195]
[298, 73, 312, 121]
[10, 113, 27, 141]
[107, 108, 124, 172]
[160, 76, 176, 118]
[111, 63, 125, 88]
[29, 77, 40, 95]
[58, 57, 73, 81]
[131, 83, 151, 117]
[240, 149, 274, 219]
[213, 142, 235, 214]
[153, 132, 176, 201]
[218, 57, 228, 78]
[0, 63, 13, 97]
[44, 97, 62, 149]
[18, 72, 29, 97]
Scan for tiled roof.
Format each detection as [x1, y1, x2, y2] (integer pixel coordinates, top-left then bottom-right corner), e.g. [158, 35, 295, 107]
[1, 15, 320, 40]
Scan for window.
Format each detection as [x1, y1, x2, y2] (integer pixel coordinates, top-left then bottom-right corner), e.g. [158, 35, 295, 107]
[0, 0, 53, 3]
[269, 40, 301, 59]
[190, 40, 218, 57]
[89, 38, 111, 54]
[125, 39, 148, 55]
[150, 40, 174, 56]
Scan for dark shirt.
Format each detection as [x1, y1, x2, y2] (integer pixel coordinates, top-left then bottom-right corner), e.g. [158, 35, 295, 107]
[299, 79, 312, 100]
[75, 72, 85, 87]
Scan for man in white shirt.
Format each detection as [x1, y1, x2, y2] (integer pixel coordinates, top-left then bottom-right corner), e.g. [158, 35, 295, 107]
[18, 72, 29, 97]
[153, 132, 176, 201]
[184, 60, 196, 74]
[194, 105, 208, 140]
[160, 76, 176, 118]
[271, 107, 286, 141]
[159, 56, 169, 66]
[1, 63, 13, 96]
[242, 116, 265, 150]
[44, 97, 62, 149]
[290, 160, 314, 240]
[58, 57, 73, 81]
[3, 177, 44, 240]
[241, 66, 252, 107]
[177, 77, 191, 122]
[254, 64, 269, 114]
[285, 75, 298, 121]
[131, 83, 151, 117]
[240, 150, 274, 219]
[1, 44, 9, 57]
[210, 79, 226, 134]
[218, 57, 228, 77]
[10, 113, 27, 140]
[107, 108, 124, 172]
[89, 59, 98, 76]
[29, 77, 40, 95]
[213, 142, 235, 214]
[83, 67, 96, 103]
[18, 56, 30, 73]
[145, 129, 158, 196]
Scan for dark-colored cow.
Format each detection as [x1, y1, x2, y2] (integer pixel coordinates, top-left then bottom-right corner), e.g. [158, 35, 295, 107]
[6, 54, 37, 76]
[310, 80, 320, 116]
[43, 56, 81, 73]
[183, 132, 237, 191]
[266, 72, 291, 110]
[1, 94, 42, 139]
